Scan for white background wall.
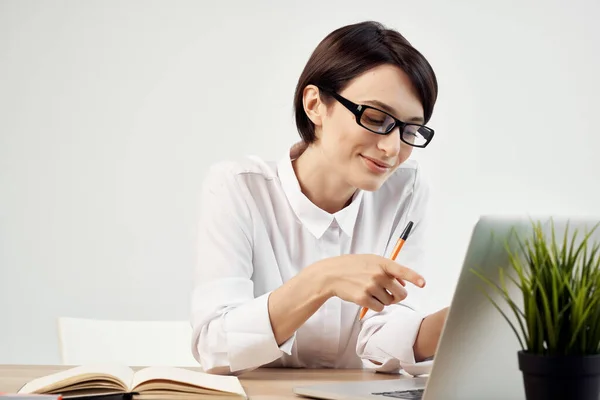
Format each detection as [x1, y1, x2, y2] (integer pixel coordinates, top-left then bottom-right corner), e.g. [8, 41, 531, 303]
[1, 0, 599, 364]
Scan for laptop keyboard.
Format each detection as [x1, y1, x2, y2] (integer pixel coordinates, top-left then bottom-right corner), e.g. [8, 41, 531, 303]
[372, 389, 424, 399]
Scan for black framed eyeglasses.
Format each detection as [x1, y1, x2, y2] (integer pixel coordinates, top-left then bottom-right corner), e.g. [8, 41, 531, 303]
[319, 87, 435, 148]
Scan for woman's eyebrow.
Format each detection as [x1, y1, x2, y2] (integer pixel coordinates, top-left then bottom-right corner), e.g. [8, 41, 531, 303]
[364, 99, 424, 124]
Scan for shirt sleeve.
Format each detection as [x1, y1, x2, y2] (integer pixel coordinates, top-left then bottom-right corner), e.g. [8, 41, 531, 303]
[190, 162, 296, 375]
[356, 163, 431, 373]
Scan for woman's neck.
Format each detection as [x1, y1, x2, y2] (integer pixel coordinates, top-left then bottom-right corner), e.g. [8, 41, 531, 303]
[292, 144, 357, 214]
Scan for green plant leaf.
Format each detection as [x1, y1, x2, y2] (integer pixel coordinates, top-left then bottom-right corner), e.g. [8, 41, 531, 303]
[471, 219, 600, 356]
[471, 273, 526, 350]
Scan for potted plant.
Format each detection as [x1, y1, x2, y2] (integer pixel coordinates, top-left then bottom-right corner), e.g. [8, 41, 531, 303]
[472, 219, 600, 400]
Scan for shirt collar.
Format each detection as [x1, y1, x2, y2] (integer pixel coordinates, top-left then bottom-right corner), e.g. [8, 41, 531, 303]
[277, 143, 364, 239]
[335, 189, 364, 237]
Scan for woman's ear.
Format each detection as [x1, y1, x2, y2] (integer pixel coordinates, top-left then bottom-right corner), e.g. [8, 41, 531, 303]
[302, 85, 325, 128]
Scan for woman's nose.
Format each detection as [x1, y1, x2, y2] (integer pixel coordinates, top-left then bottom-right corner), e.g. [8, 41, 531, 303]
[377, 127, 401, 158]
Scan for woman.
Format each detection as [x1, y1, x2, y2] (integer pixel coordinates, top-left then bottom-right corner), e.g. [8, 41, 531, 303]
[190, 20, 448, 375]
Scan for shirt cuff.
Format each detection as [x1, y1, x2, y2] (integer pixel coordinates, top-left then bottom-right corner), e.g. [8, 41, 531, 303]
[357, 305, 424, 371]
[224, 291, 296, 372]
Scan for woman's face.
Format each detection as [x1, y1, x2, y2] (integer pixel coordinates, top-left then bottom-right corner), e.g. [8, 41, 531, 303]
[307, 64, 425, 192]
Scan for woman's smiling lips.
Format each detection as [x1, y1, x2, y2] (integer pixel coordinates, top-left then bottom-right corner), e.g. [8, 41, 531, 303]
[360, 154, 394, 174]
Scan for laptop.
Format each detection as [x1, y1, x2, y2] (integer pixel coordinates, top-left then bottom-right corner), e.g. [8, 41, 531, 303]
[293, 215, 600, 400]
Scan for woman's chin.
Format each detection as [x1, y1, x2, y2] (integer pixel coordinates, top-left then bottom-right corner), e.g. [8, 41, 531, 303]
[351, 175, 388, 192]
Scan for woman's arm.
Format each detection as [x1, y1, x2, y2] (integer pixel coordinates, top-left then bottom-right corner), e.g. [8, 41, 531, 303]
[269, 253, 424, 345]
[191, 163, 290, 375]
[413, 307, 448, 361]
[267, 265, 329, 345]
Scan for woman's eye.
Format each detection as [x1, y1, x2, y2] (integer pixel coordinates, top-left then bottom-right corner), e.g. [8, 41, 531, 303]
[365, 117, 385, 124]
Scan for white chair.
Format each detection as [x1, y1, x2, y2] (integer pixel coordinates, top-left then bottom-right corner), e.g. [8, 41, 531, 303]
[57, 317, 199, 367]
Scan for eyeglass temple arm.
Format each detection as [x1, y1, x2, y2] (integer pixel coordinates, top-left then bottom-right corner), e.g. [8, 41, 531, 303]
[319, 88, 362, 116]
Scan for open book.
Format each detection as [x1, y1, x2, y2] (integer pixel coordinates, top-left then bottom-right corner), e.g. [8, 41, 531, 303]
[17, 364, 247, 400]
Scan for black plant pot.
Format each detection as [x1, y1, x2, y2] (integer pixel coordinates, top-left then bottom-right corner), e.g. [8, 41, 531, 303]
[518, 350, 600, 400]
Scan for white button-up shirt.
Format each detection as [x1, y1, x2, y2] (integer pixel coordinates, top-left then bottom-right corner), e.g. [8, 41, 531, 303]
[190, 144, 431, 375]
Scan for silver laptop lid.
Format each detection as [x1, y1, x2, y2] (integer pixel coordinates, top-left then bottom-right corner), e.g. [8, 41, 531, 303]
[424, 215, 600, 400]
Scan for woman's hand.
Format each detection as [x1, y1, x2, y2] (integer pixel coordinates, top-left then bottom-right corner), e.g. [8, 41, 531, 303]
[267, 253, 426, 346]
[307, 254, 426, 312]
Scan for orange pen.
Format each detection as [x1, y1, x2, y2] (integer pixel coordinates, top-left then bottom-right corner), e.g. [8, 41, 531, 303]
[359, 220, 414, 320]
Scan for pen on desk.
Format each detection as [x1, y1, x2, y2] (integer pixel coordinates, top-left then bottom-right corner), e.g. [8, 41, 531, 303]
[359, 220, 414, 321]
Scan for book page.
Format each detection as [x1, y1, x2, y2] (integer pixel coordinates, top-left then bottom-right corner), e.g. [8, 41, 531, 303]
[18, 364, 134, 394]
[131, 367, 246, 397]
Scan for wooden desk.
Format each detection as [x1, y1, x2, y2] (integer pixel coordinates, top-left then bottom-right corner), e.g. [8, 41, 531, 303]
[0, 365, 401, 400]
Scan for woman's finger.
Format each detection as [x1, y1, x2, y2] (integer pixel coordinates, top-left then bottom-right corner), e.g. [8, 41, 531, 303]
[358, 293, 385, 312]
[368, 285, 396, 306]
[382, 260, 426, 288]
[384, 278, 408, 303]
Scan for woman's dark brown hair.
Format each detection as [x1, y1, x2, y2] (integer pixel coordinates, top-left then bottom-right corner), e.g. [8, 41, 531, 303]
[294, 21, 438, 144]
